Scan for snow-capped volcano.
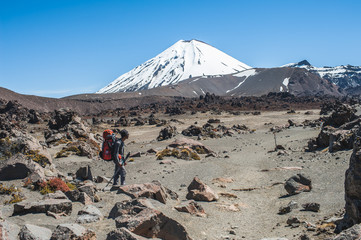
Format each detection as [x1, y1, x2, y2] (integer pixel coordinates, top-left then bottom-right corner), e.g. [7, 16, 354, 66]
[97, 40, 251, 93]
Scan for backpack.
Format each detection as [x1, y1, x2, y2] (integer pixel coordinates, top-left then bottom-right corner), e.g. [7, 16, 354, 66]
[99, 129, 116, 161]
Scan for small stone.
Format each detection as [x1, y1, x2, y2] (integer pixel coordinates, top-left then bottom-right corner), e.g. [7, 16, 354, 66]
[302, 202, 320, 212]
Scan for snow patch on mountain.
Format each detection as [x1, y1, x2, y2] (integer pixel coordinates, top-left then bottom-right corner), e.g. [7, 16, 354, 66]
[97, 39, 251, 93]
[226, 69, 258, 93]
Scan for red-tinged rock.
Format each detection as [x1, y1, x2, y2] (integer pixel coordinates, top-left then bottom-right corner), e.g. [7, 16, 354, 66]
[110, 198, 191, 240]
[174, 200, 206, 217]
[186, 177, 219, 202]
[118, 182, 167, 204]
[284, 173, 312, 195]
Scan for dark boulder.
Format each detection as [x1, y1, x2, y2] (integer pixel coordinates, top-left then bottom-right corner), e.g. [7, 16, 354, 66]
[157, 126, 177, 141]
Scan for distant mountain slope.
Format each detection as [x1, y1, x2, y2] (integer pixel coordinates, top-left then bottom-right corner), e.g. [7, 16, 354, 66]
[107, 67, 341, 97]
[97, 39, 251, 93]
[284, 60, 361, 90]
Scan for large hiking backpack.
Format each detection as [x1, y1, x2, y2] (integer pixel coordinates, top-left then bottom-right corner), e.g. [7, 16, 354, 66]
[99, 129, 116, 161]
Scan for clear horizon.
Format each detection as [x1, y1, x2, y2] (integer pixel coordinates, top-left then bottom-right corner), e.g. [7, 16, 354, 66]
[1, 0, 360, 98]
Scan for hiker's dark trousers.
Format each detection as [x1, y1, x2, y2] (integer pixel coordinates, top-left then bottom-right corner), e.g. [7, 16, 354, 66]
[113, 164, 126, 185]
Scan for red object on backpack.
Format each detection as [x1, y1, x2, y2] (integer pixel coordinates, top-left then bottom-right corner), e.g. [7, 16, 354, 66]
[100, 129, 114, 161]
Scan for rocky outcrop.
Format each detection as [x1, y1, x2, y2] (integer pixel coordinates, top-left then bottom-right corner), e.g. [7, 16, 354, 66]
[345, 137, 361, 225]
[13, 199, 72, 215]
[333, 223, 361, 240]
[157, 126, 177, 141]
[19, 224, 52, 240]
[110, 198, 191, 240]
[50, 224, 96, 240]
[284, 174, 312, 195]
[0, 154, 46, 182]
[0, 130, 52, 166]
[307, 125, 356, 152]
[323, 104, 356, 128]
[186, 177, 219, 202]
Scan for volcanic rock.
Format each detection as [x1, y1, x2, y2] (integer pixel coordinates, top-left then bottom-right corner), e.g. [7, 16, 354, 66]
[0, 220, 20, 240]
[186, 177, 219, 202]
[284, 173, 312, 195]
[65, 190, 93, 205]
[302, 202, 320, 212]
[332, 223, 361, 240]
[76, 205, 103, 224]
[174, 200, 206, 217]
[19, 224, 52, 240]
[0, 154, 46, 182]
[107, 228, 151, 240]
[278, 201, 299, 215]
[110, 198, 191, 240]
[117, 182, 168, 204]
[345, 137, 361, 225]
[181, 125, 203, 137]
[50, 224, 96, 240]
[76, 165, 93, 181]
[165, 106, 184, 116]
[13, 199, 72, 215]
[157, 126, 177, 141]
[323, 104, 356, 128]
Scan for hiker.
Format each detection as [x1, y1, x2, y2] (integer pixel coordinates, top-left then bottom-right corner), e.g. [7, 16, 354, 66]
[112, 129, 129, 186]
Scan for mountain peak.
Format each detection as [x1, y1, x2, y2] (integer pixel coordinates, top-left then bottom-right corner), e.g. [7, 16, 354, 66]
[97, 40, 251, 93]
[297, 60, 311, 66]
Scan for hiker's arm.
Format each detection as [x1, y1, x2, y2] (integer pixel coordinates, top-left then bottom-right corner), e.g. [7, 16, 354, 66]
[112, 141, 121, 164]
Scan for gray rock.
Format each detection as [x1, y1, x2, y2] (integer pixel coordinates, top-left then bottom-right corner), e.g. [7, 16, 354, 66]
[78, 183, 96, 200]
[19, 224, 52, 240]
[0, 154, 46, 182]
[286, 216, 301, 227]
[0, 220, 20, 240]
[302, 202, 320, 212]
[50, 224, 96, 240]
[13, 199, 72, 215]
[75, 165, 93, 181]
[278, 201, 299, 214]
[76, 205, 103, 224]
[43, 190, 68, 200]
[65, 190, 93, 205]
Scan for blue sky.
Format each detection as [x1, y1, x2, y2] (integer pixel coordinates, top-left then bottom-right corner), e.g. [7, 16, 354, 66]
[1, 0, 360, 98]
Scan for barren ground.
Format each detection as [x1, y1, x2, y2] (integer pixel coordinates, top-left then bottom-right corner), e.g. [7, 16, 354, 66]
[1, 109, 351, 240]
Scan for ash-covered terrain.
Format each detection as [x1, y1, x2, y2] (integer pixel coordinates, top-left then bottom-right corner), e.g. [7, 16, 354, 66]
[2, 91, 361, 240]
